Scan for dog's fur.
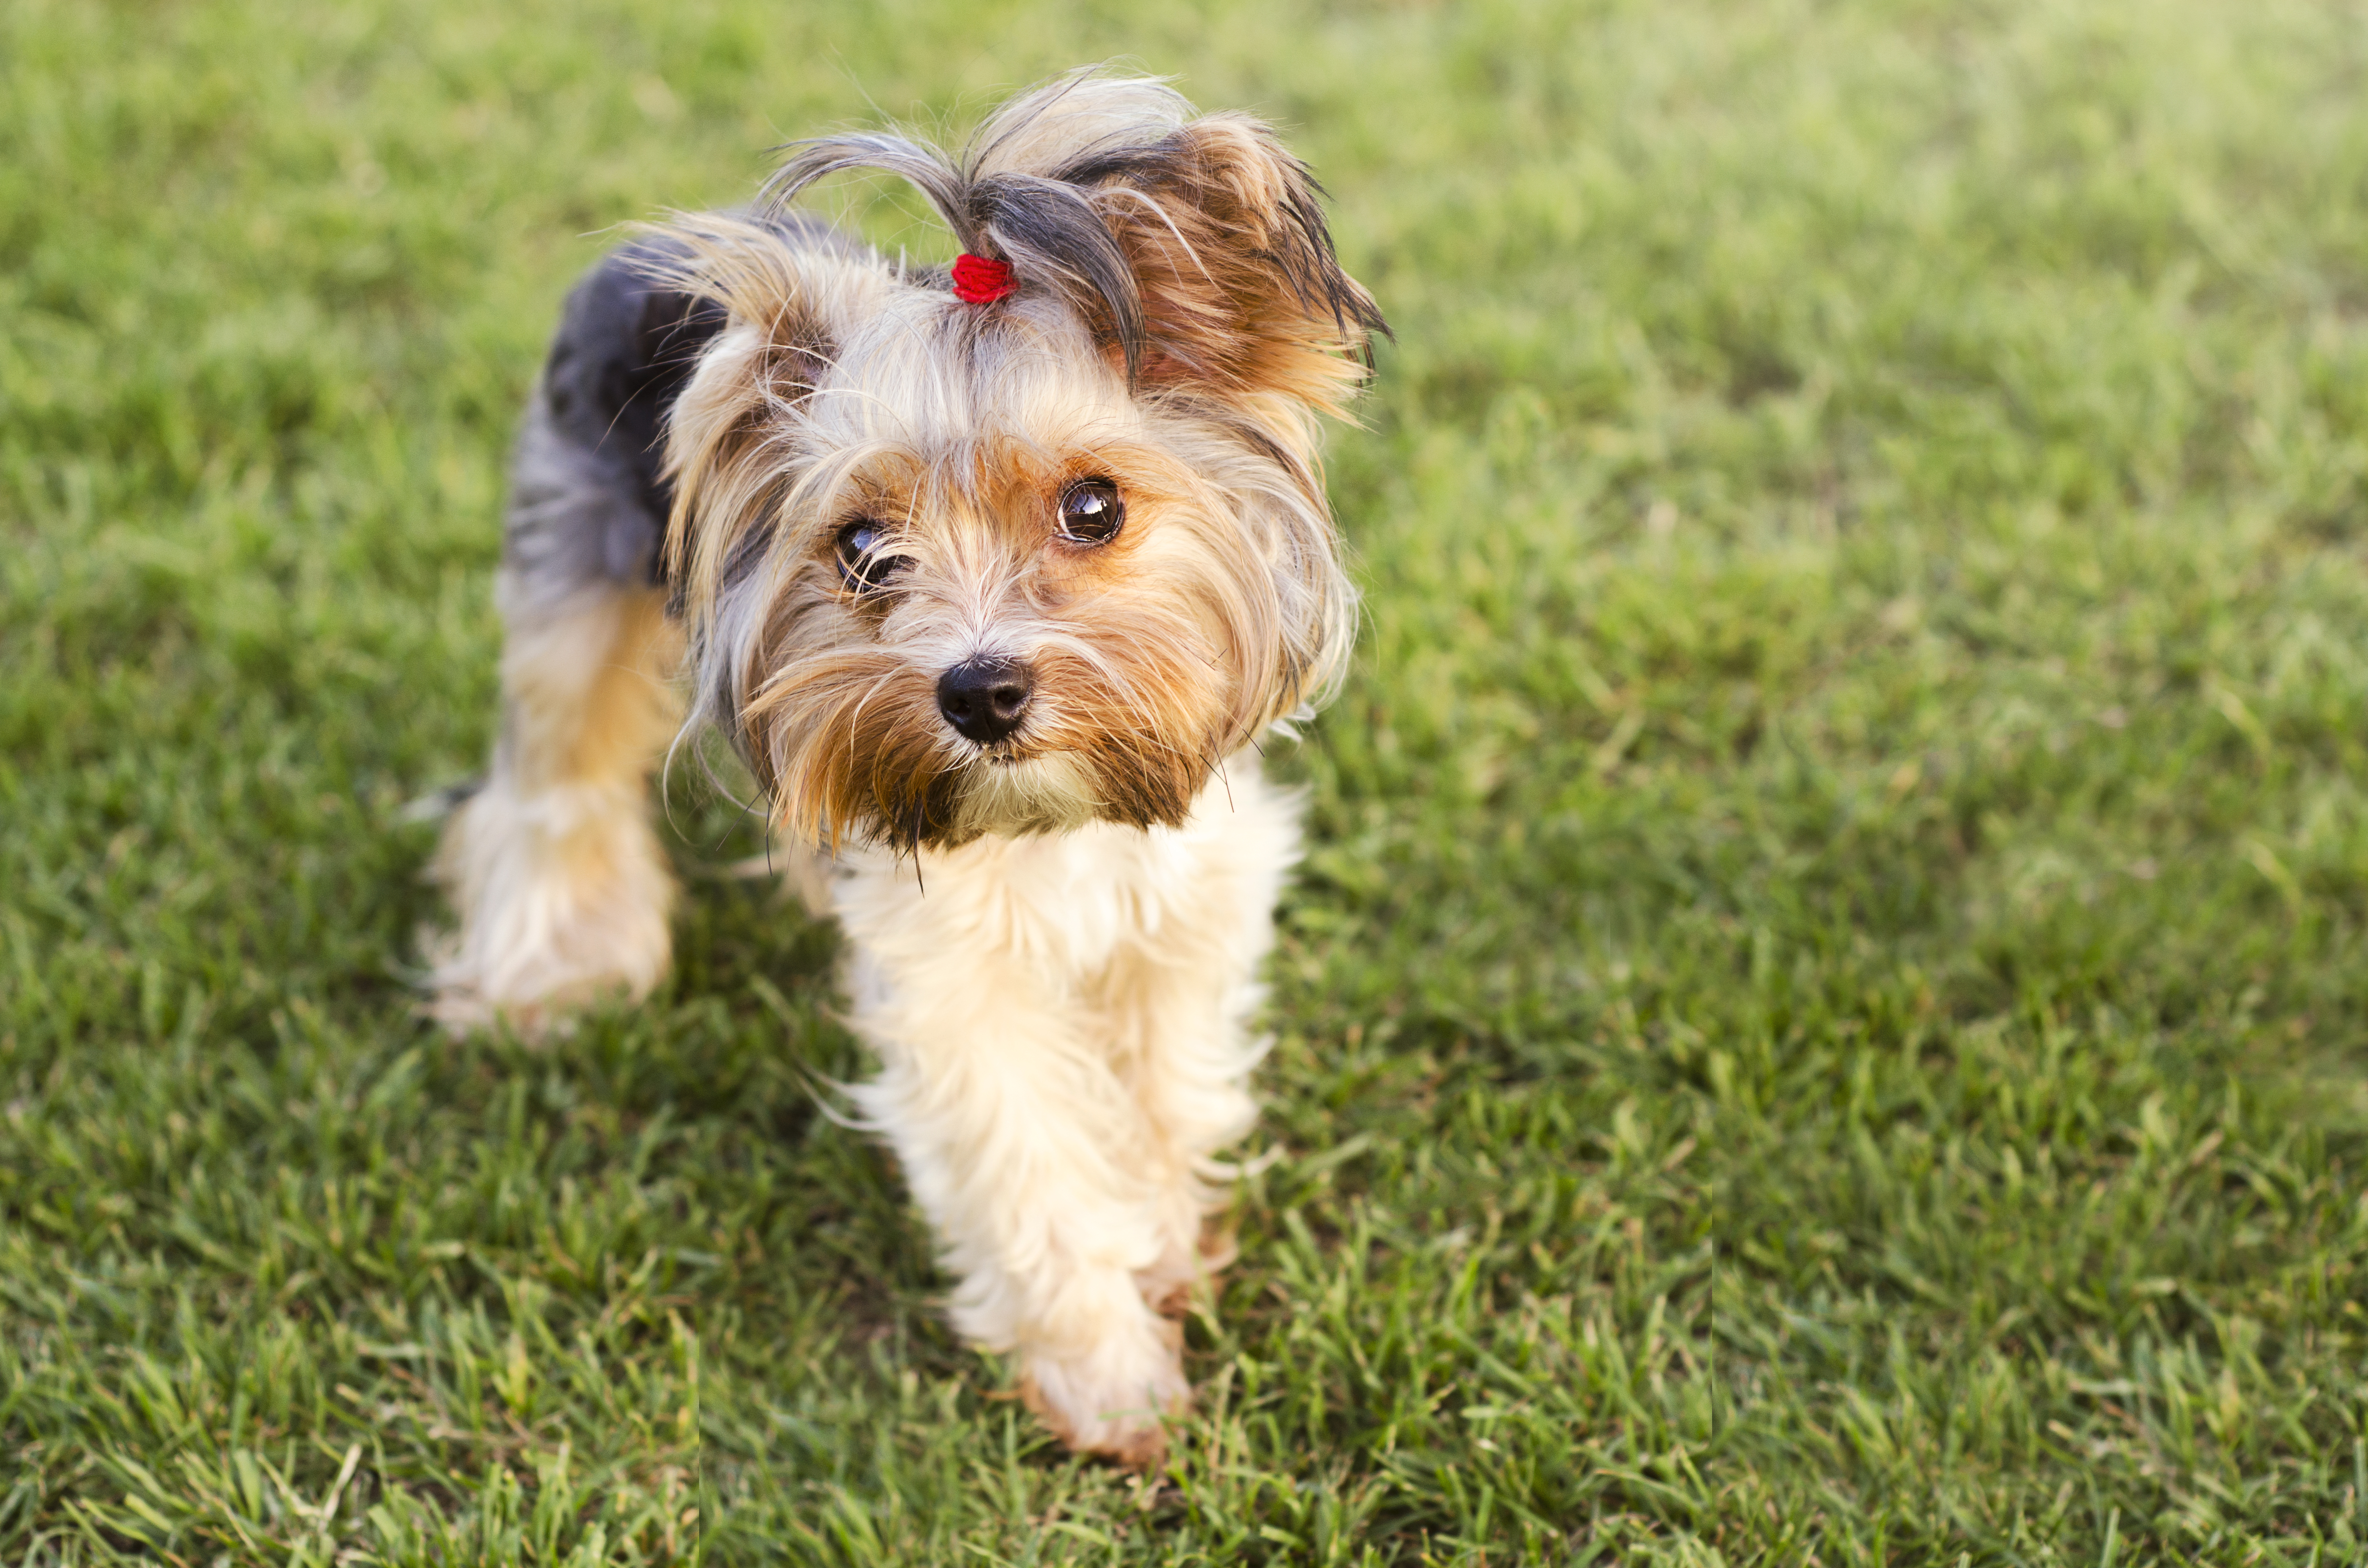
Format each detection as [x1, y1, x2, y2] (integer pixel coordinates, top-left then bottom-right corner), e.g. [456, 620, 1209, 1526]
[428, 70, 1384, 1467]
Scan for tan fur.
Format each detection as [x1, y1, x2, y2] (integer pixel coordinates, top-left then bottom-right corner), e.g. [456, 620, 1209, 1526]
[1085, 115, 1381, 414]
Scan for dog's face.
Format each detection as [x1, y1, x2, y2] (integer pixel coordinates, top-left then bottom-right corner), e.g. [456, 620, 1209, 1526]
[654, 76, 1385, 851]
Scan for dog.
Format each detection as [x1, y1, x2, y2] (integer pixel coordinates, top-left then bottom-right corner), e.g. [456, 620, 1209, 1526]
[426, 68, 1386, 1467]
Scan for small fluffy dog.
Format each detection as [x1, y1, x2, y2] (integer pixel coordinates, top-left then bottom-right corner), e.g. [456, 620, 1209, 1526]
[428, 69, 1385, 1466]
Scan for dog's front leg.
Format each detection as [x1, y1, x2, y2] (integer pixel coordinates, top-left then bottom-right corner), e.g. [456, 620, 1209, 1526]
[839, 902, 1187, 1468]
[1103, 764, 1303, 1311]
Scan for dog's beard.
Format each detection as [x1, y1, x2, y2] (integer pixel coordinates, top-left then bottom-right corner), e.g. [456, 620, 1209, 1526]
[948, 753, 1099, 840]
[741, 626, 1229, 853]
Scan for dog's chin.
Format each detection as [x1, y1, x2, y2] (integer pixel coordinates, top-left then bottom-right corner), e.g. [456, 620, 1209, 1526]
[947, 751, 1103, 841]
[820, 750, 1099, 852]
[816, 733, 1228, 853]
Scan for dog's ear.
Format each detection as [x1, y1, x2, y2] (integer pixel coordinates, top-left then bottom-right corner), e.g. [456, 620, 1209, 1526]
[629, 215, 844, 604]
[1071, 115, 1387, 416]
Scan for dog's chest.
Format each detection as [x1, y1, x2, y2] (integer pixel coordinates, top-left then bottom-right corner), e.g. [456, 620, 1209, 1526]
[825, 761, 1298, 996]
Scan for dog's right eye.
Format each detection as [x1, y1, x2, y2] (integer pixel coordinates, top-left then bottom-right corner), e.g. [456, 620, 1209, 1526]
[835, 520, 912, 593]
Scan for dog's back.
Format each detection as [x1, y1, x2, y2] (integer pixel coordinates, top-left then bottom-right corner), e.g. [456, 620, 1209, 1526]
[506, 213, 843, 605]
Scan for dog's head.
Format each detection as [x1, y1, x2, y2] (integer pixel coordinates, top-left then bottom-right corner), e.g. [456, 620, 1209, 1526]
[651, 70, 1386, 851]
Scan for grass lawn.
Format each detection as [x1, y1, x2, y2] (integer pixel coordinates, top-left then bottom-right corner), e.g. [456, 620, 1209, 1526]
[9, 0, 2368, 1560]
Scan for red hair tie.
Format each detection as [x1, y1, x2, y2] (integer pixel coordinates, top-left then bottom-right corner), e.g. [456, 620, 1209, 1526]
[951, 253, 1017, 304]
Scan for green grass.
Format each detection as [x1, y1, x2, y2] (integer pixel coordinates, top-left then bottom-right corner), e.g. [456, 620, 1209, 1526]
[8, 0, 2368, 1559]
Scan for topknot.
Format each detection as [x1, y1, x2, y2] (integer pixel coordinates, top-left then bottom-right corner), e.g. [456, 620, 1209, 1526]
[762, 68, 1385, 389]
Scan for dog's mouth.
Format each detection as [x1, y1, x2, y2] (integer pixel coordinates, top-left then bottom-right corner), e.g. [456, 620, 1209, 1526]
[939, 748, 1102, 843]
[791, 675, 1220, 852]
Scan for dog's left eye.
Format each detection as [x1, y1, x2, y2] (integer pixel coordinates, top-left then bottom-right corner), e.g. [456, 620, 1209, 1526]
[1056, 479, 1124, 546]
[835, 520, 912, 593]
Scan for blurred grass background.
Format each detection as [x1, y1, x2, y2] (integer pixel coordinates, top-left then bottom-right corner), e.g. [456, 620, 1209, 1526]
[8, 0, 2368, 1561]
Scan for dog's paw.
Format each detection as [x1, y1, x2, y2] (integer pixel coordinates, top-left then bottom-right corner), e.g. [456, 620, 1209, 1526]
[1141, 1218, 1239, 1320]
[1018, 1318, 1190, 1470]
[424, 784, 674, 1036]
[417, 959, 606, 1041]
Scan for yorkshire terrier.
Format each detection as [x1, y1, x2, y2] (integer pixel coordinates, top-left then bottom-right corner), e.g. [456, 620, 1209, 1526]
[427, 69, 1385, 1467]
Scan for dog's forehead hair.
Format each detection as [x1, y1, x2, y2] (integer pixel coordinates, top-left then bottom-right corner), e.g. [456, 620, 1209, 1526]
[801, 277, 1141, 486]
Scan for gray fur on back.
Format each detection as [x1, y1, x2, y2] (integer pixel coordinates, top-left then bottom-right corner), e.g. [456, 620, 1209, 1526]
[500, 213, 847, 617]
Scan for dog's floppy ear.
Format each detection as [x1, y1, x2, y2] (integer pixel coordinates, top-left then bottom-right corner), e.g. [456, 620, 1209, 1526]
[1064, 113, 1388, 416]
[627, 214, 847, 606]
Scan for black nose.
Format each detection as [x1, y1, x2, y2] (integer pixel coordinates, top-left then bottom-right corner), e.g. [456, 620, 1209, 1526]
[936, 657, 1033, 745]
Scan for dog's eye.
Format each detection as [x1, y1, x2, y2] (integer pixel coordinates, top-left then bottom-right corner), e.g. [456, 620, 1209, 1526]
[1056, 479, 1124, 546]
[835, 520, 912, 593]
